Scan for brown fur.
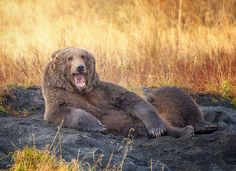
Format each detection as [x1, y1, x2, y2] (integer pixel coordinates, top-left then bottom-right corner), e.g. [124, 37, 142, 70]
[143, 86, 218, 133]
[42, 47, 194, 138]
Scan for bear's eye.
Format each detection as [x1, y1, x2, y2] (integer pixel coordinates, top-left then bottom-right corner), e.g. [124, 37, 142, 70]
[68, 56, 73, 61]
[81, 55, 85, 60]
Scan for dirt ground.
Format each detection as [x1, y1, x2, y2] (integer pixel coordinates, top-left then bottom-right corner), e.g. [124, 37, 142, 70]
[0, 87, 235, 171]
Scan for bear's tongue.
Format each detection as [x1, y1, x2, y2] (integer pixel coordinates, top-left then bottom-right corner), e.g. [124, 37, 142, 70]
[74, 74, 85, 88]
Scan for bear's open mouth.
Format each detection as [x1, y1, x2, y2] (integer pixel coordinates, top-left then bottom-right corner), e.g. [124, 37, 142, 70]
[73, 73, 86, 88]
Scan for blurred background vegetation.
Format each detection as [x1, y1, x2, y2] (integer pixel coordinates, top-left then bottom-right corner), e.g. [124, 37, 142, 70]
[0, 0, 235, 97]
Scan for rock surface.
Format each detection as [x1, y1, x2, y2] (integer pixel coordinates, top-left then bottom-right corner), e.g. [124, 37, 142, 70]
[0, 86, 236, 171]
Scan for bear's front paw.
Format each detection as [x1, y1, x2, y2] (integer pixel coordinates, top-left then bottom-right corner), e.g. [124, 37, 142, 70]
[148, 124, 167, 138]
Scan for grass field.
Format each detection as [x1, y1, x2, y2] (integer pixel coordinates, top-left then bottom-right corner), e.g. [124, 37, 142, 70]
[0, 0, 236, 97]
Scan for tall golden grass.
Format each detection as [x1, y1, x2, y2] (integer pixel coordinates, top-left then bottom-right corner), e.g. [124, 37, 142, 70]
[0, 0, 236, 96]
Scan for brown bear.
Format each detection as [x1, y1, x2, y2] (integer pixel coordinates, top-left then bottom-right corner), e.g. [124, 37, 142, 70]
[142, 86, 218, 133]
[42, 47, 194, 138]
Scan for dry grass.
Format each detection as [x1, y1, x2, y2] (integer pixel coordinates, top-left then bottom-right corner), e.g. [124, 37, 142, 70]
[10, 146, 109, 171]
[10, 126, 135, 171]
[0, 0, 236, 96]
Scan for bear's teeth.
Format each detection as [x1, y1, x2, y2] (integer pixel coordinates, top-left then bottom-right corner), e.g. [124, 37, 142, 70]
[74, 74, 85, 88]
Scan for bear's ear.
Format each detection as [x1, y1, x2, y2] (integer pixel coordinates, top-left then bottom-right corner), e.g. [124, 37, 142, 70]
[51, 49, 63, 59]
[51, 47, 74, 60]
[141, 86, 154, 101]
[141, 86, 152, 97]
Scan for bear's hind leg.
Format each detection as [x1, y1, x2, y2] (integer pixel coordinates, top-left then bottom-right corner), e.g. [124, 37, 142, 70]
[193, 121, 218, 133]
[184, 110, 218, 133]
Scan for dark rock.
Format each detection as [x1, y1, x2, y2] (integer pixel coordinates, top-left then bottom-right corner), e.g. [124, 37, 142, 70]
[0, 87, 236, 171]
[192, 93, 236, 109]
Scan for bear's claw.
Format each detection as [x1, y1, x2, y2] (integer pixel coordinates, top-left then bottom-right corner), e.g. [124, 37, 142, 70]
[150, 128, 166, 138]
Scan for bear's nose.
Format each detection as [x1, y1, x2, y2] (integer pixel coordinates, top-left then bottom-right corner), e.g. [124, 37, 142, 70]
[76, 65, 85, 73]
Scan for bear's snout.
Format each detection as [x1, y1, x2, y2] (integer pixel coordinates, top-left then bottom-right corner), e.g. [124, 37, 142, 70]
[76, 65, 86, 73]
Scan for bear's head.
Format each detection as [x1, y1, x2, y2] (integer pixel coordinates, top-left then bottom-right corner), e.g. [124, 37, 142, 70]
[47, 47, 99, 93]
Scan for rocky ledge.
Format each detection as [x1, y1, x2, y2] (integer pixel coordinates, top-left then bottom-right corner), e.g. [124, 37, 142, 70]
[0, 87, 236, 171]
